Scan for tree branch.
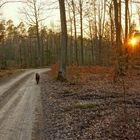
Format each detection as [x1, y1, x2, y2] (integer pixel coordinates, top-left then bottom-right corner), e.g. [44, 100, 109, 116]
[0, 0, 26, 8]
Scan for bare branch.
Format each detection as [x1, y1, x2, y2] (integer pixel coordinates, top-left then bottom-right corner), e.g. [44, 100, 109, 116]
[0, 0, 26, 8]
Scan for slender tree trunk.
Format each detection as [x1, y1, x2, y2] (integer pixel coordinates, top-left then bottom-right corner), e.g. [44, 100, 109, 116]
[94, 0, 97, 65]
[67, 1, 73, 64]
[109, 3, 114, 47]
[89, 19, 94, 65]
[72, 0, 78, 65]
[79, 0, 84, 65]
[113, 0, 122, 54]
[98, 2, 102, 65]
[41, 32, 44, 66]
[33, 0, 41, 67]
[125, 0, 129, 42]
[69, 18, 73, 64]
[19, 40, 22, 67]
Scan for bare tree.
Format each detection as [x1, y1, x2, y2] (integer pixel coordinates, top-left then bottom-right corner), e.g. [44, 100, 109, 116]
[79, 0, 84, 65]
[0, 0, 25, 8]
[57, 0, 67, 81]
[125, 0, 129, 42]
[97, 0, 107, 65]
[20, 0, 46, 66]
[136, 5, 140, 27]
[112, 0, 122, 54]
[71, 0, 78, 65]
[66, 0, 74, 64]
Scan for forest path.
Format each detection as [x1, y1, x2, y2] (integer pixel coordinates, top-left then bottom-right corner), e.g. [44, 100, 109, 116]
[0, 68, 49, 140]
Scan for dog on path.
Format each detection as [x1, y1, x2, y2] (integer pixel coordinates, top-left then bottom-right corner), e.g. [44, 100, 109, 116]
[35, 73, 40, 84]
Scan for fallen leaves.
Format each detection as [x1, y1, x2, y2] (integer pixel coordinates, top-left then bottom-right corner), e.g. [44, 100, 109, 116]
[40, 66, 140, 139]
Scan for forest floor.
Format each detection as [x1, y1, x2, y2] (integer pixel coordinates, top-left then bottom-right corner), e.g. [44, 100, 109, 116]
[40, 65, 140, 140]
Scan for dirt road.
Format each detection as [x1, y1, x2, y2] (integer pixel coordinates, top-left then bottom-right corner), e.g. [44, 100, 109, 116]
[0, 68, 49, 140]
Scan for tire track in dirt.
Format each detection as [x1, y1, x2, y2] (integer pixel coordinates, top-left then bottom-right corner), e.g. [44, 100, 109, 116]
[0, 73, 33, 109]
[0, 68, 50, 140]
[0, 75, 35, 140]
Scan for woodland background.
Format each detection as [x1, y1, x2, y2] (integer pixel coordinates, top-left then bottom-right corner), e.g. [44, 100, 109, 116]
[0, 0, 139, 74]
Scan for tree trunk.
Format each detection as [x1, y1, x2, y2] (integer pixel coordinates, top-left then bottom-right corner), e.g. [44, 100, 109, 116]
[57, 0, 67, 81]
[79, 0, 84, 65]
[113, 0, 122, 54]
[72, 0, 78, 65]
[109, 3, 114, 47]
[34, 11, 41, 67]
[125, 0, 129, 42]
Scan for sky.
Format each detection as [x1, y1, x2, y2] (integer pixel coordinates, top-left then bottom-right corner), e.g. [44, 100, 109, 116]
[1, 2, 20, 24]
[0, 0, 60, 29]
[0, 0, 140, 31]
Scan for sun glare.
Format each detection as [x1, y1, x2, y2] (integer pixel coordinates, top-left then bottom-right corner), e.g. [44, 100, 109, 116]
[130, 38, 137, 46]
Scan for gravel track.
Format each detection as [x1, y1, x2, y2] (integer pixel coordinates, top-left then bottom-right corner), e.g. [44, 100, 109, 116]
[0, 68, 49, 140]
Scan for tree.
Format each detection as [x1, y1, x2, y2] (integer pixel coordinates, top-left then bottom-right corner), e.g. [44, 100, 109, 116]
[109, 1, 115, 47]
[71, 0, 78, 65]
[112, 0, 122, 54]
[136, 5, 140, 27]
[21, 0, 46, 67]
[84, 1, 96, 65]
[66, 0, 74, 64]
[0, 20, 5, 43]
[57, 0, 67, 81]
[0, 0, 25, 8]
[125, 0, 129, 42]
[79, 0, 84, 65]
[0, 20, 6, 69]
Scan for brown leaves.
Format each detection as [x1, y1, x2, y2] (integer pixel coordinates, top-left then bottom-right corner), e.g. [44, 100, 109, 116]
[41, 66, 140, 139]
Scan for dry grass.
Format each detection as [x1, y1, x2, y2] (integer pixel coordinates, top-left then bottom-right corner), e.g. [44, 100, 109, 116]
[0, 69, 24, 80]
[49, 63, 114, 82]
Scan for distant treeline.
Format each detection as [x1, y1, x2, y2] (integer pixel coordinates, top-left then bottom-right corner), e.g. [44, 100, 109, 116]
[0, 19, 114, 69]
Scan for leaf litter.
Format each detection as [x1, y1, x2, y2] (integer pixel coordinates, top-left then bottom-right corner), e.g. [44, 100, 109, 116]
[40, 65, 140, 140]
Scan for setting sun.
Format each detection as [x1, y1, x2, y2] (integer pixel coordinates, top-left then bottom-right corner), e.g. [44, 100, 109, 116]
[0, 1, 140, 139]
[130, 38, 137, 46]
